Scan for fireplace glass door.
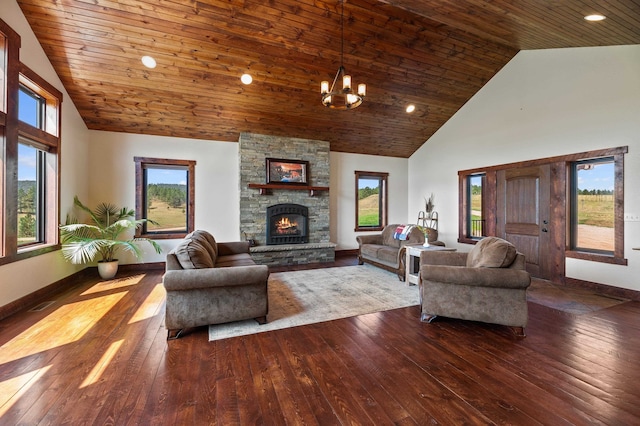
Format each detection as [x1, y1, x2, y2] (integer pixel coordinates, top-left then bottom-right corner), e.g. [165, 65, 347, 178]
[266, 204, 308, 245]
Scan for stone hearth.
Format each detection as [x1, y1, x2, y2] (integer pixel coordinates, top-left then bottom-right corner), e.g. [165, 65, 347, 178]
[250, 243, 337, 266]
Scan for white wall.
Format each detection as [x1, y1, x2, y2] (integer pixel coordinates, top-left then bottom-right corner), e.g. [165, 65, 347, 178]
[5, 0, 636, 307]
[408, 45, 640, 291]
[87, 131, 241, 263]
[0, 1, 90, 308]
[87, 136, 410, 256]
[0, 0, 411, 309]
[330, 152, 409, 250]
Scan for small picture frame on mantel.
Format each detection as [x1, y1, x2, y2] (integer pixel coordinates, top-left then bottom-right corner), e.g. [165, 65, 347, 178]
[266, 158, 309, 185]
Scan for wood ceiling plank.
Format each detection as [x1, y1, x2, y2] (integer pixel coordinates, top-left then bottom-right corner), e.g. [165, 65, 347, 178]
[25, 0, 512, 77]
[33, 23, 496, 110]
[17, 0, 640, 157]
[22, 0, 506, 105]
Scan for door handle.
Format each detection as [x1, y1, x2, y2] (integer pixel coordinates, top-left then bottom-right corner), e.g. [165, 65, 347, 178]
[542, 228, 548, 232]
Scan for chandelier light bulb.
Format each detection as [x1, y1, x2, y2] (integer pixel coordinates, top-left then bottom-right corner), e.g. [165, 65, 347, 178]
[321, 81, 329, 94]
[358, 84, 366, 97]
[343, 75, 351, 90]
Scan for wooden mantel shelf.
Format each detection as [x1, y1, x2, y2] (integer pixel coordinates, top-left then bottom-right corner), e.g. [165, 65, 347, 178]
[248, 183, 329, 196]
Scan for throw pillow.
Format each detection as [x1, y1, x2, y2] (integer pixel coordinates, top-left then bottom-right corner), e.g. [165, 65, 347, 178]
[186, 230, 218, 260]
[173, 238, 214, 269]
[466, 237, 517, 268]
[382, 224, 402, 248]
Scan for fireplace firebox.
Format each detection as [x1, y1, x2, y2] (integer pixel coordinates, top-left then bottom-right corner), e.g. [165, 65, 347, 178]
[266, 203, 308, 245]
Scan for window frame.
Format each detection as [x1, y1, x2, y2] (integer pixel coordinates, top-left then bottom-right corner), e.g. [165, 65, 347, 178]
[354, 170, 388, 232]
[458, 169, 496, 245]
[15, 65, 61, 257]
[134, 157, 196, 239]
[458, 147, 626, 266]
[465, 173, 486, 240]
[0, 19, 20, 261]
[566, 153, 625, 264]
[0, 16, 62, 266]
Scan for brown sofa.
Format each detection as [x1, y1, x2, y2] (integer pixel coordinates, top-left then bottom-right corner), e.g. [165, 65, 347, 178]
[162, 230, 270, 339]
[419, 237, 531, 336]
[356, 224, 425, 281]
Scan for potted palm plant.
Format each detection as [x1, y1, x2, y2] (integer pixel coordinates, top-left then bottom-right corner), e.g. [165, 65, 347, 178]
[59, 196, 162, 279]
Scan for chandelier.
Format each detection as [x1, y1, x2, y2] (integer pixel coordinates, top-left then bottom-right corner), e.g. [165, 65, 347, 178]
[320, 0, 366, 110]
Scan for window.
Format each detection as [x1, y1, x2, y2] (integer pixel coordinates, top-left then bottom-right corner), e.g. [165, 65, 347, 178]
[459, 170, 492, 244]
[19, 83, 45, 127]
[355, 171, 388, 232]
[566, 150, 626, 265]
[134, 157, 196, 239]
[467, 174, 485, 239]
[17, 141, 46, 246]
[1, 15, 62, 265]
[15, 69, 60, 254]
[570, 158, 615, 254]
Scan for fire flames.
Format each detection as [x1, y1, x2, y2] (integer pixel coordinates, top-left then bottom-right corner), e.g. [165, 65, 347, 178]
[275, 216, 298, 234]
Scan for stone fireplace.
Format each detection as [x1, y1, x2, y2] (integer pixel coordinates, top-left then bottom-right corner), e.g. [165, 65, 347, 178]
[239, 133, 335, 265]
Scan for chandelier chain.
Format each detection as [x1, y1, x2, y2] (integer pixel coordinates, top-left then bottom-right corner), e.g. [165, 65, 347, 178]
[340, 0, 344, 67]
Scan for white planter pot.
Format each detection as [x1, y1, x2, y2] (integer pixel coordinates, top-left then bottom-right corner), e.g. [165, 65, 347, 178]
[98, 260, 119, 279]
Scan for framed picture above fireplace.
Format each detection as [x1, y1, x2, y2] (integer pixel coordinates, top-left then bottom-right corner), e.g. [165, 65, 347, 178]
[266, 158, 309, 185]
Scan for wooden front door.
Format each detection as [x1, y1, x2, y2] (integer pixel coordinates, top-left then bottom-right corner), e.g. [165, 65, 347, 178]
[497, 165, 552, 279]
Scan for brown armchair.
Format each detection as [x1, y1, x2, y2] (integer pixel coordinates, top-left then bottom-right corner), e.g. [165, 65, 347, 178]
[419, 237, 531, 336]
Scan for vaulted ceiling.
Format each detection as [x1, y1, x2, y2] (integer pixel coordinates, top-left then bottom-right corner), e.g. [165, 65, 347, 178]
[18, 0, 640, 158]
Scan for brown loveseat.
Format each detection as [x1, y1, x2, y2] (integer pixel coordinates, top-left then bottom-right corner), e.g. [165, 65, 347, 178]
[162, 230, 270, 339]
[356, 224, 425, 281]
[419, 237, 531, 336]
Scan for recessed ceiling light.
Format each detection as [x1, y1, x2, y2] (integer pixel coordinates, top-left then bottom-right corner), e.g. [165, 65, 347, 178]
[141, 55, 157, 69]
[241, 73, 253, 85]
[584, 14, 606, 22]
[406, 104, 416, 113]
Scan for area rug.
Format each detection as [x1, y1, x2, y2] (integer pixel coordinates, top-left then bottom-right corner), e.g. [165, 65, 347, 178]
[209, 264, 419, 341]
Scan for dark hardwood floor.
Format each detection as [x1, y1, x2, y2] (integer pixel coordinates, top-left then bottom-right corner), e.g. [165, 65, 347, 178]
[1, 256, 639, 424]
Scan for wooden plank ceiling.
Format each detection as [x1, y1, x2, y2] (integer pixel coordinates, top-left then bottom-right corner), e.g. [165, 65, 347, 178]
[17, 0, 640, 158]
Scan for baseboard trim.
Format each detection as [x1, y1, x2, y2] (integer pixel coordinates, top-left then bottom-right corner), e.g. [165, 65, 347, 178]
[0, 268, 93, 321]
[336, 249, 359, 257]
[565, 277, 640, 302]
[119, 262, 166, 271]
[0, 262, 167, 321]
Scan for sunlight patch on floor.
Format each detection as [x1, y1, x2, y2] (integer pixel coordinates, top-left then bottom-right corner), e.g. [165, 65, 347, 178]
[0, 292, 127, 365]
[527, 279, 628, 315]
[80, 340, 124, 388]
[0, 365, 51, 418]
[128, 283, 165, 324]
[81, 274, 144, 296]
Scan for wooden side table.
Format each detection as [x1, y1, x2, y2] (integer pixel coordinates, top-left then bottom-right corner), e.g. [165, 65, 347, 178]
[405, 244, 456, 285]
